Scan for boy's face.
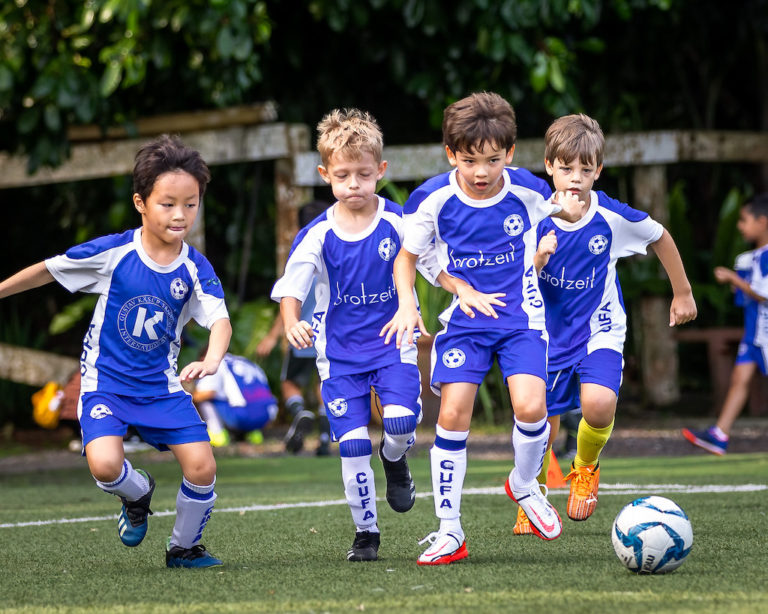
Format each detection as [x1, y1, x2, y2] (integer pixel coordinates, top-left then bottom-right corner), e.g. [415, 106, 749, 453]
[737, 207, 768, 242]
[545, 156, 602, 205]
[446, 141, 515, 200]
[317, 150, 387, 212]
[133, 170, 200, 249]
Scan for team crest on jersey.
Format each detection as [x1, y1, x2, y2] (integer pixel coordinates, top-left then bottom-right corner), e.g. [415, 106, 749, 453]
[378, 237, 396, 261]
[327, 398, 348, 417]
[90, 404, 113, 420]
[442, 348, 466, 368]
[503, 214, 524, 237]
[170, 278, 188, 300]
[588, 234, 608, 255]
[117, 295, 175, 352]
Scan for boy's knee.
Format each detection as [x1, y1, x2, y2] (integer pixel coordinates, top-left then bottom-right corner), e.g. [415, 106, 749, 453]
[382, 406, 418, 435]
[184, 457, 217, 485]
[89, 459, 124, 483]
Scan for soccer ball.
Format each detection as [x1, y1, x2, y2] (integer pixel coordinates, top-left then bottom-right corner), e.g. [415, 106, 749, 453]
[611, 496, 693, 574]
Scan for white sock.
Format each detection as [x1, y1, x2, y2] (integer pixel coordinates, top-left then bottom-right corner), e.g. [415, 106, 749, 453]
[95, 459, 149, 501]
[170, 477, 216, 549]
[431, 426, 468, 536]
[511, 417, 550, 490]
[339, 427, 378, 532]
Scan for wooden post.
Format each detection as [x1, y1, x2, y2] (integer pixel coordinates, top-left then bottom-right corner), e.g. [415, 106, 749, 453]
[632, 165, 679, 405]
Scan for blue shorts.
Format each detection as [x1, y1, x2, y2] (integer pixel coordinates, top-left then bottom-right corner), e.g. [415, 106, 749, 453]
[431, 325, 548, 395]
[321, 363, 422, 440]
[79, 391, 209, 450]
[546, 349, 624, 416]
[735, 339, 768, 375]
[212, 399, 277, 431]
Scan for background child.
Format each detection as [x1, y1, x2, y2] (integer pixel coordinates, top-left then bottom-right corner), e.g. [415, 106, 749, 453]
[382, 92, 586, 565]
[271, 109, 439, 562]
[683, 193, 768, 455]
[257, 200, 332, 456]
[515, 114, 697, 533]
[193, 352, 278, 447]
[0, 134, 232, 568]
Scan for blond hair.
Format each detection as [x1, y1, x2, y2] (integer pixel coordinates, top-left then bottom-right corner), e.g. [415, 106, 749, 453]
[544, 114, 605, 167]
[442, 92, 517, 154]
[316, 108, 383, 167]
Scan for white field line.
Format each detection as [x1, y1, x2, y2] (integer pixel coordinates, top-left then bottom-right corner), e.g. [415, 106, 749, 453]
[1, 483, 765, 530]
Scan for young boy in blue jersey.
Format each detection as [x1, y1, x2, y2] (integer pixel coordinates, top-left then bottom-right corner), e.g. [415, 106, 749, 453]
[382, 92, 587, 565]
[0, 135, 232, 568]
[271, 109, 440, 562]
[514, 114, 697, 533]
[683, 193, 768, 455]
[193, 352, 278, 447]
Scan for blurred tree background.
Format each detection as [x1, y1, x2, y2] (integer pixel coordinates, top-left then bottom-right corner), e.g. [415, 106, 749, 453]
[0, 0, 766, 426]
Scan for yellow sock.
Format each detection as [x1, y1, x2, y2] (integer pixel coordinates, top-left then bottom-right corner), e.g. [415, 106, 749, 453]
[574, 418, 614, 468]
[537, 446, 551, 485]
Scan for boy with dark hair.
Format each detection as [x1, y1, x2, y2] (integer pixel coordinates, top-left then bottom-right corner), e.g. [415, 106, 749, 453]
[683, 193, 768, 455]
[383, 92, 586, 564]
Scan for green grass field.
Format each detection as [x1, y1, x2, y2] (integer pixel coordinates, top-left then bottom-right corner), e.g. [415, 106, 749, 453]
[1, 450, 766, 613]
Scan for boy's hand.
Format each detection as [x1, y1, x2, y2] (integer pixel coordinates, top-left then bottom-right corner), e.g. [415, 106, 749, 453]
[285, 320, 315, 350]
[552, 191, 587, 222]
[669, 291, 698, 326]
[535, 230, 558, 271]
[180, 357, 223, 381]
[255, 333, 278, 358]
[455, 283, 506, 320]
[380, 306, 428, 348]
[713, 266, 738, 286]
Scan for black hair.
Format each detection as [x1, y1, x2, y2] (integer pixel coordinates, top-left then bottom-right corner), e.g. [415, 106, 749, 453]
[132, 134, 211, 201]
[744, 193, 768, 219]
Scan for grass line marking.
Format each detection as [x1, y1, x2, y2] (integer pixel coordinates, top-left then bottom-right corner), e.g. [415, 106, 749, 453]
[1, 483, 764, 529]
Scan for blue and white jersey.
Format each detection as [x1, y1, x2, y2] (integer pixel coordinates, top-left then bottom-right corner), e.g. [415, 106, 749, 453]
[536, 191, 663, 370]
[740, 245, 768, 348]
[196, 354, 277, 408]
[271, 196, 439, 380]
[46, 228, 229, 396]
[402, 166, 555, 331]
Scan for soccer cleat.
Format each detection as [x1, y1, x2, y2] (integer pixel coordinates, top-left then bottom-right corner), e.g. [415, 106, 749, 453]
[208, 429, 230, 448]
[505, 471, 562, 540]
[564, 463, 601, 521]
[347, 530, 380, 562]
[284, 410, 315, 454]
[513, 505, 533, 535]
[417, 531, 468, 566]
[166, 537, 223, 568]
[682, 426, 728, 456]
[117, 470, 155, 547]
[378, 439, 415, 513]
[245, 429, 264, 445]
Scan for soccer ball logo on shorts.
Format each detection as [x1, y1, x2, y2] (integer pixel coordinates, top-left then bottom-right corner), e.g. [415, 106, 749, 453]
[588, 234, 608, 255]
[327, 398, 348, 417]
[611, 495, 693, 574]
[90, 404, 113, 420]
[442, 348, 466, 368]
[503, 214, 525, 237]
[378, 238, 396, 261]
[170, 278, 189, 300]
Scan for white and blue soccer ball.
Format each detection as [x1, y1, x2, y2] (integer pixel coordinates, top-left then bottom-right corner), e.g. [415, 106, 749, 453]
[611, 496, 693, 574]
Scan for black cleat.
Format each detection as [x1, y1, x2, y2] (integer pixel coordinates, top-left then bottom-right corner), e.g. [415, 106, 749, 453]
[284, 410, 315, 454]
[166, 537, 223, 568]
[379, 440, 415, 513]
[347, 530, 380, 562]
[117, 470, 155, 547]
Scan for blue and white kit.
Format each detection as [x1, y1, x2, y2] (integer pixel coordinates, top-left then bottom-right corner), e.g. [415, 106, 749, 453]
[402, 166, 555, 391]
[45, 228, 229, 447]
[536, 191, 663, 413]
[733, 245, 768, 374]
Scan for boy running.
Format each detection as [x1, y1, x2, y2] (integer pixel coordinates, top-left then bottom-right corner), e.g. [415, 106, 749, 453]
[515, 114, 697, 533]
[382, 92, 586, 565]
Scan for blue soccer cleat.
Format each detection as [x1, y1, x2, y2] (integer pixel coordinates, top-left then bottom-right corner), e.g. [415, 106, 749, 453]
[682, 426, 728, 455]
[117, 469, 155, 547]
[166, 537, 223, 568]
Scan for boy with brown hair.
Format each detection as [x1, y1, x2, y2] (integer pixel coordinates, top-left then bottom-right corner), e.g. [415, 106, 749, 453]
[382, 92, 586, 564]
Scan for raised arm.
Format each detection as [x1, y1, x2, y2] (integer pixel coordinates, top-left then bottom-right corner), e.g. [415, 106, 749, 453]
[650, 229, 697, 326]
[0, 262, 55, 299]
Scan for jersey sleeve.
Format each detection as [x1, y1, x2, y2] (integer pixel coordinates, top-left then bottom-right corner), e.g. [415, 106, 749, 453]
[415, 240, 442, 286]
[271, 225, 324, 303]
[401, 194, 437, 256]
[185, 256, 229, 329]
[600, 195, 664, 258]
[750, 250, 768, 300]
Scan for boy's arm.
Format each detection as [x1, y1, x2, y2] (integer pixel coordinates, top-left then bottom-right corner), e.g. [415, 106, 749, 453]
[180, 318, 232, 381]
[436, 271, 506, 320]
[255, 313, 284, 358]
[281, 296, 314, 350]
[0, 262, 55, 299]
[650, 229, 698, 326]
[534, 230, 558, 273]
[380, 248, 426, 347]
[714, 266, 768, 302]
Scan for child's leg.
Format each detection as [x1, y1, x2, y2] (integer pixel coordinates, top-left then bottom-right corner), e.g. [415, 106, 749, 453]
[169, 441, 217, 550]
[574, 383, 617, 468]
[508, 373, 550, 489]
[338, 426, 378, 532]
[716, 361, 757, 436]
